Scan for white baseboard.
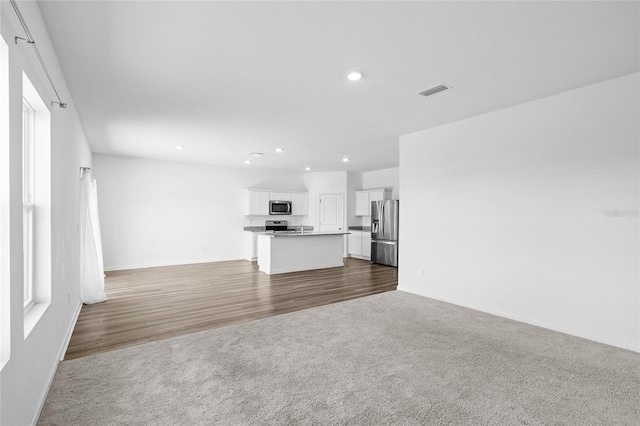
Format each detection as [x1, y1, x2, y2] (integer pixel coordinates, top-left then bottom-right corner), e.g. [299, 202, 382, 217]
[397, 289, 640, 353]
[349, 254, 371, 261]
[104, 256, 243, 271]
[30, 300, 82, 426]
[59, 301, 82, 361]
[262, 261, 345, 275]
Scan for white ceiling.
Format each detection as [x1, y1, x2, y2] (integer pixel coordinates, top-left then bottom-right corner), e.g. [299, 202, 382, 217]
[38, 1, 639, 173]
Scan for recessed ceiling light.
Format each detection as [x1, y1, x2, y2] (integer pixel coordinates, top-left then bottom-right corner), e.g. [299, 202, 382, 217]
[248, 152, 264, 157]
[342, 157, 350, 162]
[347, 70, 364, 81]
[305, 167, 311, 171]
[275, 148, 284, 153]
[175, 145, 184, 150]
[245, 160, 252, 165]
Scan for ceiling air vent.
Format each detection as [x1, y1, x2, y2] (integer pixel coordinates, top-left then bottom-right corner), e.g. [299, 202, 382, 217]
[418, 84, 451, 98]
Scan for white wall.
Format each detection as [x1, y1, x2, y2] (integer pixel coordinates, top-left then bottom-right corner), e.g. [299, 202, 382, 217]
[0, 2, 93, 424]
[303, 171, 348, 232]
[362, 167, 399, 199]
[357, 167, 400, 228]
[399, 73, 639, 352]
[303, 171, 348, 255]
[93, 155, 308, 270]
[346, 172, 362, 228]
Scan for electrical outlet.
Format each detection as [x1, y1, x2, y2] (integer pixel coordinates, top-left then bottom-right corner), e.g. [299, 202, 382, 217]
[418, 268, 424, 277]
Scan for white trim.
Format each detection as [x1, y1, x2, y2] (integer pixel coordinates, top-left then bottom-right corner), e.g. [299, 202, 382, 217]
[0, 35, 10, 371]
[23, 298, 35, 313]
[59, 301, 82, 361]
[23, 302, 48, 338]
[22, 99, 35, 308]
[398, 289, 640, 353]
[349, 254, 371, 260]
[261, 261, 345, 275]
[29, 300, 82, 426]
[103, 256, 243, 272]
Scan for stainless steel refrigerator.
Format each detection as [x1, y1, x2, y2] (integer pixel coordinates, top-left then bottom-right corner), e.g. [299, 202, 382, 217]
[371, 200, 399, 267]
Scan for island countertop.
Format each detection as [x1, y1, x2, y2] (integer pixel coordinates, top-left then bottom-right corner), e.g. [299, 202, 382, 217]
[258, 231, 350, 238]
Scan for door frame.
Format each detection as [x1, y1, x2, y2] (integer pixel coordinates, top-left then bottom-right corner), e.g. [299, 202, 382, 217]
[318, 193, 346, 257]
[318, 193, 344, 232]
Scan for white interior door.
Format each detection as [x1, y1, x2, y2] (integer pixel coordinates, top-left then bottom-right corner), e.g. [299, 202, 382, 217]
[319, 194, 343, 232]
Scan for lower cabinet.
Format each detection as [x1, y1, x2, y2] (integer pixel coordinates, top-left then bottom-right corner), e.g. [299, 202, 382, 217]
[244, 231, 258, 261]
[348, 232, 362, 257]
[362, 234, 371, 259]
[348, 231, 371, 260]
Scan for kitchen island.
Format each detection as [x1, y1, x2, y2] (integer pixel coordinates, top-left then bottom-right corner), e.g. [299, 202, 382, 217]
[257, 232, 349, 275]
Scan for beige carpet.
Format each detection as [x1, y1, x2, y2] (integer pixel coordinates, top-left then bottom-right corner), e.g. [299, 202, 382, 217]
[39, 291, 639, 425]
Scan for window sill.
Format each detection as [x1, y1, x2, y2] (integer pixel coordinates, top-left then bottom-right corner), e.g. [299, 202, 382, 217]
[24, 301, 49, 338]
[0, 351, 8, 371]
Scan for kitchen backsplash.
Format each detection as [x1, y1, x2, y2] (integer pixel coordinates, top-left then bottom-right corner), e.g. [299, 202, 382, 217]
[348, 226, 371, 231]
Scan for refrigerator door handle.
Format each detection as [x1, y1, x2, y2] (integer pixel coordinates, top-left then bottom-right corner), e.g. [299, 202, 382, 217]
[380, 202, 385, 239]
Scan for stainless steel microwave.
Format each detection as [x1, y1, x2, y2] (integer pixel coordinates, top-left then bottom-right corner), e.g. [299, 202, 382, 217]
[269, 200, 292, 215]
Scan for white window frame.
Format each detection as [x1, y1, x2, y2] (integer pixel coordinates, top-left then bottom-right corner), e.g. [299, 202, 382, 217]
[22, 99, 35, 312]
[21, 71, 51, 338]
[1, 34, 11, 369]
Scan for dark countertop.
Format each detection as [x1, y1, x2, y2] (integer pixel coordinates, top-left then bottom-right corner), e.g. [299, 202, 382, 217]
[244, 226, 314, 232]
[348, 226, 371, 231]
[244, 226, 266, 232]
[257, 231, 350, 238]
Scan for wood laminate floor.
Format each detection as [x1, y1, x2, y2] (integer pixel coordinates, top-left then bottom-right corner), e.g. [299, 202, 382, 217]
[65, 258, 398, 360]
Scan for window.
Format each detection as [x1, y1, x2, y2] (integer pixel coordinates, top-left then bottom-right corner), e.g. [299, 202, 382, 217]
[22, 99, 35, 311]
[21, 72, 51, 337]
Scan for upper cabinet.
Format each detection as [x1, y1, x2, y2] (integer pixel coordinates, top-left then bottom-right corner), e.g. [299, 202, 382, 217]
[269, 192, 291, 201]
[245, 189, 309, 216]
[355, 191, 370, 216]
[369, 190, 386, 204]
[246, 190, 270, 215]
[355, 189, 390, 216]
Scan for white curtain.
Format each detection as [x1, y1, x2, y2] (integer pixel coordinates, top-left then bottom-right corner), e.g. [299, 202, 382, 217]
[80, 170, 107, 304]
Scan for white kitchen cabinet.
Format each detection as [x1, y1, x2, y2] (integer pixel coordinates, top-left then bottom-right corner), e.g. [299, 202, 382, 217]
[291, 192, 309, 216]
[269, 192, 291, 201]
[243, 231, 258, 261]
[246, 190, 269, 215]
[369, 189, 386, 204]
[355, 189, 390, 216]
[246, 189, 309, 216]
[348, 231, 363, 257]
[348, 230, 371, 260]
[362, 233, 371, 259]
[355, 191, 370, 216]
